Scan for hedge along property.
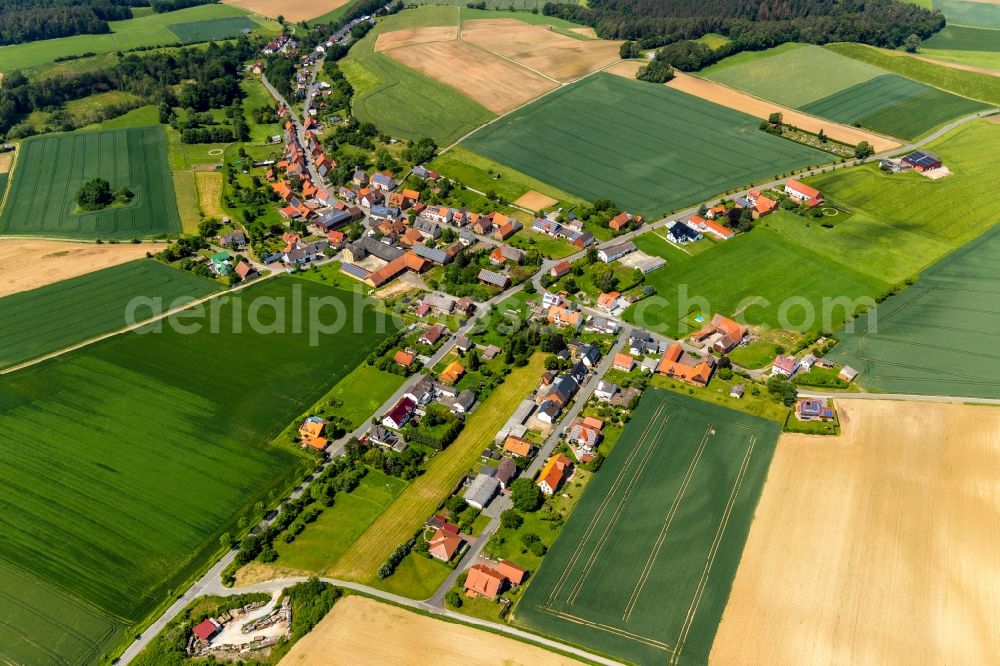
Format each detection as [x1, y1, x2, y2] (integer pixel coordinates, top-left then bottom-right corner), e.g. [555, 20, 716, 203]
[0, 126, 180, 239]
[461, 73, 828, 218]
[0, 277, 397, 665]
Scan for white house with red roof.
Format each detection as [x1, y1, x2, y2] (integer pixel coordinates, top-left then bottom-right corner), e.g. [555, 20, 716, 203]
[784, 179, 824, 207]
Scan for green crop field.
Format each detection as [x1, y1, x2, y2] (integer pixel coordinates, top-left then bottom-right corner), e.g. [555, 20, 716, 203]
[516, 390, 780, 666]
[828, 224, 1000, 398]
[826, 43, 1000, 107]
[800, 73, 987, 139]
[623, 229, 887, 337]
[340, 6, 494, 145]
[0, 4, 276, 72]
[168, 15, 258, 42]
[937, 0, 1000, 28]
[0, 277, 395, 665]
[703, 44, 884, 107]
[0, 126, 181, 239]
[704, 43, 992, 139]
[462, 73, 828, 217]
[796, 120, 1000, 282]
[0, 259, 219, 369]
[923, 25, 1000, 52]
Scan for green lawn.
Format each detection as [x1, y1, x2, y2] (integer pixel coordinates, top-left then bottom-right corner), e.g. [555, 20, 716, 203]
[797, 120, 1000, 281]
[624, 228, 888, 337]
[515, 390, 780, 666]
[694, 33, 731, 49]
[374, 550, 453, 600]
[825, 42, 1000, 106]
[463, 73, 828, 218]
[728, 339, 782, 369]
[0, 277, 394, 665]
[0, 259, 219, 369]
[702, 44, 884, 107]
[828, 203, 1000, 398]
[272, 471, 409, 572]
[0, 4, 277, 71]
[430, 145, 589, 210]
[920, 48, 1000, 71]
[324, 364, 407, 430]
[341, 6, 495, 145]
[799, 73, 987, 140]
[167, 15, 259, 42]
[0, 126, 181, 239]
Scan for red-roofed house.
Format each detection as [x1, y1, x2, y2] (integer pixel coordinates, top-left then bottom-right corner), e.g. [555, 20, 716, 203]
[609, 211, 642, 232]
[382, 396, 416, 430]
[657, 343, 714, 386]
[465, 564, 507, 598]
[537, 453, 573, 495]
[394, 350, 416, 368]
[550, 260, 571, 278]
[193, 619, 219, 643]
[428, 528, 464, 562]
[690, 215, 735, 240]
[784, 179, 824, 207]
[613, 352, 635, 372]
[496, 560, 528, 585]
[690, 313, 747, 353]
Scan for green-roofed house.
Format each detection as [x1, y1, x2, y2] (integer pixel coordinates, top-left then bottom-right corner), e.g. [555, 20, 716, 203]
[210, 251, 232, 275]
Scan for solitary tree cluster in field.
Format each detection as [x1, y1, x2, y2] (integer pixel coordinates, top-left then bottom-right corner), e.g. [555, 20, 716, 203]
[75, 177, 133, 211]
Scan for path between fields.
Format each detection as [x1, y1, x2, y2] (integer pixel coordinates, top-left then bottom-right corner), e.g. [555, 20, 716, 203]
[798, 390, 1000, 406]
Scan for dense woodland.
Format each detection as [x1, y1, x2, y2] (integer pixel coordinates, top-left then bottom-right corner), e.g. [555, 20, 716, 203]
[0, 0, 217, 45]
[0, 38, 254, 137]
[545, 0, 945, 68]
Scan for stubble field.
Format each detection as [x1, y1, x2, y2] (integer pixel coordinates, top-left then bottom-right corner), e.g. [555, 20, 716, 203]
[0, 239, 153, 297]
[711, 399, 1000, 665]
[279, 596, 584, 666]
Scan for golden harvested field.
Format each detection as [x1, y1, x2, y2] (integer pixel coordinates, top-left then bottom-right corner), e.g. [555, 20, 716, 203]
[0, 239, 151, 297]
[329, 354, 546, 582]
[221, 0, 349, 22]
[460, 19, 622, 82]
[194, 170, 227, 220]
[605, 67, 901, 152]
[384, 40, 557, 114]
[711, 399, 1000, 666]
[280, 596, 584, 666]
[569, 27, 597, 38]
[374, 26, 459, 52]
[0, 152, 13, 173]
[513, 190, 559, 211]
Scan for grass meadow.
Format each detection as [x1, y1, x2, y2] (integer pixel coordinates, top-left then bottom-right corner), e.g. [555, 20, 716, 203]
[0, 4, 277, 71]
[828, 224, 1000, 398]
[323, 363, 407, 430]
[0, 259, 218, 369]
[269, 470, 410, 572]
[516, 390, 780, 666]
[462, 73, 828, 217]
[340, 6, 495, 145]
[923, 25, 1000, 52]
[167, 15, 259, 42]
[937, 0, 1000, 28]
[623, 230, 887, 337]
[329, 354, 547, 584]
[0, 277, 395, 664]
[826, 42, 1000, 107]
[0, 126, 181, 239]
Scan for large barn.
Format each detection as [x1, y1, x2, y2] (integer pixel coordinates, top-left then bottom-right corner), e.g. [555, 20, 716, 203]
[902, 150, 943, 171]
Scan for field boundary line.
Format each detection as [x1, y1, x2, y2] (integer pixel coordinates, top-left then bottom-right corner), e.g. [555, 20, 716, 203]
[622, 426, 713, 621]
[564, 411, 667, 605]
[670, 434, 757, 665]
[0, 272, 278, 375]
[544, 404, 668, 604]
[536, 607, 673, 651]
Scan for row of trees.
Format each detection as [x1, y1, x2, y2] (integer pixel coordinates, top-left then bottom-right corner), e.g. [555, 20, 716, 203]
[545, 0, 944, 67]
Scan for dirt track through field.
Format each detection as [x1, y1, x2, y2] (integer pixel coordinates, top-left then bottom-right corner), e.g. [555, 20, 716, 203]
[384, 40, 558, 114]
[460, 19, 622, 82]
[279, 596, 584, 666]
[374, 26, 458, 52]
[711, 399, 1000, 665]
[606, 64, 900, 152]
[221, 0, 348, 22]
[0, 240, 151, 298]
